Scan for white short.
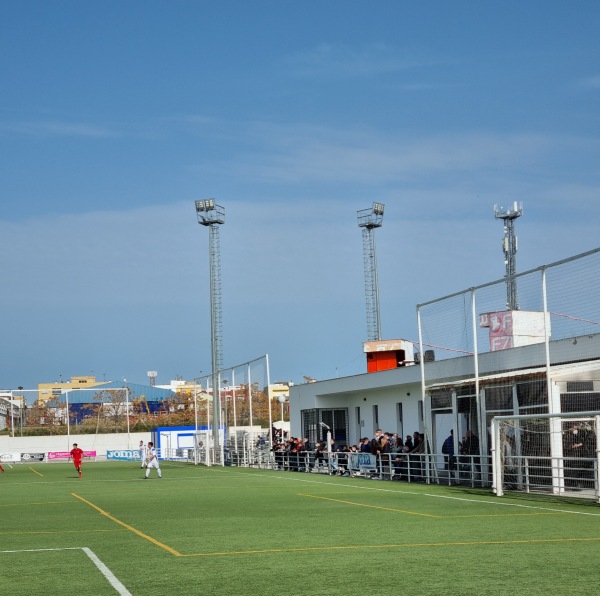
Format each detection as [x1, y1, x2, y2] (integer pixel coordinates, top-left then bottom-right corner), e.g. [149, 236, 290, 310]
[146, 459, 160, 470]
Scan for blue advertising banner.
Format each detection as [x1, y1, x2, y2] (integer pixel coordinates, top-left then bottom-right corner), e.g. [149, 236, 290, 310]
[107, 449, 142, 461]
[348, 453, 377, 471]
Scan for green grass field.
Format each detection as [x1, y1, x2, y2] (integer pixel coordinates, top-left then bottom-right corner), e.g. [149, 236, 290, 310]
[1, 461, 599, 595]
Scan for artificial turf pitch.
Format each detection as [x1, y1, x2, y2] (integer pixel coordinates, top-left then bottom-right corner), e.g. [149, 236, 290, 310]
[1, 461, 599, 595]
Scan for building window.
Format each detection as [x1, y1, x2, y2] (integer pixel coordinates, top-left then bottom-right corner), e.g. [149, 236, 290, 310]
[566, 381, 594, 393]
[396, 403, 404, 439]
[517, 380, 547, 408]
[301, 408, 349, 447]
[561, 392, 600, 413]
[456, 385, 476, 397]
[484, 385, 513, 411]
[430, 389, 452, 410]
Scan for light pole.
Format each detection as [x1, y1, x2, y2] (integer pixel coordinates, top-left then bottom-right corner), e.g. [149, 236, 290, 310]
[357, 202, 385, 341]
[193, 377, 200, 433]
[320, 422, 333, 474]
[10, 402, 14, 438]
[222, 379, 228, 436]
[277, 395, 287, 442]
[195, 199, 225, 450]
[121, 386, 130, 447]
[231, 371, 238, 451]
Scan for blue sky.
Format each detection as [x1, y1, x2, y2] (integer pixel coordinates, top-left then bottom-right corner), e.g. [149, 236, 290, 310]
[1, 1, 599, 391]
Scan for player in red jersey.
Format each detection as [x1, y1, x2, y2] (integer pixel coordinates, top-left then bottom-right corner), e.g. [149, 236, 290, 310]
[0, 464, 4, 473]
[69, 443, 84, 478]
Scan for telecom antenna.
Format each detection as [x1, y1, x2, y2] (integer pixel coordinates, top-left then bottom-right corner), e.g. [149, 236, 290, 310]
[195, 199, 225, 448]
[147, 371, 157, 387]
[357, 202, 385, 341]
[494, 201, 523, 310]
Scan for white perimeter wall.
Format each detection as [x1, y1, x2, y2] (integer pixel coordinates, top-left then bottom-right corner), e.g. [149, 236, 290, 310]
[0, 431, 151, 459]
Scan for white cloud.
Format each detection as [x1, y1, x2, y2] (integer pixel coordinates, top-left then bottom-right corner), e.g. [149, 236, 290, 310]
[580, 75, 600, 89]
[285, 42, 432, 78]
[188, 120, 557, 185]
[1, 190, 599, 388]
[0, 120, 120, 138]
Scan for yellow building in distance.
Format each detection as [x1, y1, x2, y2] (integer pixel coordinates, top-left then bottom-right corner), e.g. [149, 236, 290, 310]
[37, 375, 107, 405]
[268, 382, 291, 403]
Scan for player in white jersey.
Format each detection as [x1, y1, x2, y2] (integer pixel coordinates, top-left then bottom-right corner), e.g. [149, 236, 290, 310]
[138, 440, 146, 468]
[144, 441, 161, 478]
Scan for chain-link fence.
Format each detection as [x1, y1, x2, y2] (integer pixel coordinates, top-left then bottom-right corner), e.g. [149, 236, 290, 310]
[193, 355, 277, 460]
[418, 246, 600, 483]
[418, 247, 600, 371]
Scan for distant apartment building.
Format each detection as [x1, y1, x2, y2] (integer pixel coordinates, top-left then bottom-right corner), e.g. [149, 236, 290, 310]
[0, 393, 23, 431]
[268, 382, 291, 403]
[37, 375, 107, 405]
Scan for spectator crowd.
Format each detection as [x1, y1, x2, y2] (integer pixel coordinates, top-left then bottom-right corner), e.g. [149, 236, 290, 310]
[267, 428, 439, 481]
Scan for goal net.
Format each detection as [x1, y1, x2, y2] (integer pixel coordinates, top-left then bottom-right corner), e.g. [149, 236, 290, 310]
[492, 411, 600, 501]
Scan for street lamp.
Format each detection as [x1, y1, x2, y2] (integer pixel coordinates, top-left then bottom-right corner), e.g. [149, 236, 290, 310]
[320, 422, 333, 474]
[193, 378, 200, 432]
[276, 395, 287, 442]
[230, 371, 238, 451]
[222, 380, 229, 431]
[277, 395, 286, 422]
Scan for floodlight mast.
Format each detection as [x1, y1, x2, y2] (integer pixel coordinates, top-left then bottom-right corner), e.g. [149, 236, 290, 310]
[357, 202, 385, 341]
[494, 201, 523, 310]
[195, 199, 225, 449]
[147, 371, 157, 387]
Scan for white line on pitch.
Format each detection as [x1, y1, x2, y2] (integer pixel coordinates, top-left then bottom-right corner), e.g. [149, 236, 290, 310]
[0, 547, 131, 595]
[82, 547, 131, 595]
[208, 467, 600, 517]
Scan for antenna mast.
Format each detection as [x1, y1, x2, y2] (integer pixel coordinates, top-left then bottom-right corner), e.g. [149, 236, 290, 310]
[494, 201, 523, 310]
[357, 202, 385, 341]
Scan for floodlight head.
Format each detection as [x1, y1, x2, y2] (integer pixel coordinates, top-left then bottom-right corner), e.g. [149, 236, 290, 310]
[195, 198, 216, 213]
[195, 200, 225, 225]
[373, 202, 384, 216]
[357, 202, 385, 229]
[319, 422, 330, 430]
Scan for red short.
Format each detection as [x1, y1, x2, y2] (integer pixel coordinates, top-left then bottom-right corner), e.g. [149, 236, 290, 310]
[73, 460, 82, 468]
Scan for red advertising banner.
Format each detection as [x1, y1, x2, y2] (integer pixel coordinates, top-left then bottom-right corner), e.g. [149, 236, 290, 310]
[47, 451, 97, 460]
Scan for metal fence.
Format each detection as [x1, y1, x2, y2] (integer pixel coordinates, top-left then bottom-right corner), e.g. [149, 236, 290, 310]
[185, 447, 492, 488]
[192, 354, 271, 459]
[417, 247, 600, 371]
[417, 246, 600, 471]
